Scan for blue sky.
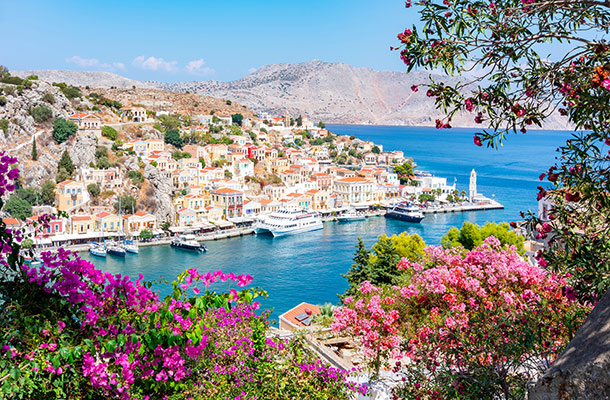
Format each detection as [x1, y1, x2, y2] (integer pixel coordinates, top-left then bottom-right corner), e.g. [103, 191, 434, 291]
[0, 0, 415, 82]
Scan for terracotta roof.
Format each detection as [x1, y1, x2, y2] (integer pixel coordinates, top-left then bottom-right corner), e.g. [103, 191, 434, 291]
[279, 302, 321, 329]
[57, 180, 75, 186]
[336, 177, 369, 183]
[212, 187, 243, 195]
[95, 212, 112, 218]
[2, 218, 20, 225]
[259, 199, 273, 204]
[134, 211, 149, 217]
[71, 215, 91, 221]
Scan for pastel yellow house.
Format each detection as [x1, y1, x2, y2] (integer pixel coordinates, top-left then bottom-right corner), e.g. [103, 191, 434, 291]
[94, 212, 122, 233]
[147, 139, 165, 153]
[56, 180, 89, 212]
[123, 211, 157, 235]
[204, 206, 223, 222]
[70, 215, 94, 235]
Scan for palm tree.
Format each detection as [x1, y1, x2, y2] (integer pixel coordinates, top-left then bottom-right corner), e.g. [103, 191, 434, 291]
[313, 303, 335, 327]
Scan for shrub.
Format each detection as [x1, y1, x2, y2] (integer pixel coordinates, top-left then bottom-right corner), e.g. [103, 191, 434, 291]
[0, 76, 24, 85]
[87, 183, 100, 198]
[333, 238, 590, 399]
[0, 95, 6, 106]
[101, 125, 118, 140]
[30, 104, 53, 123]
[42, 91, 55, 104]
[52, 82, 81, 99]
[52, 118, 77, 143]
[164, 129, 183, 148]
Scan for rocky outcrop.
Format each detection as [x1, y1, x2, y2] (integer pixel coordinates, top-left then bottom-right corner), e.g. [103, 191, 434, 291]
[0, 80, 74, 146]
[529, 288, 610, 399]
[142, 164, 174, 224]
[69, 132, 98, 170]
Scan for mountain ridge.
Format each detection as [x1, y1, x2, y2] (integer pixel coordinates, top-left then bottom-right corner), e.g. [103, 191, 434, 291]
[12, 61, 570, 129]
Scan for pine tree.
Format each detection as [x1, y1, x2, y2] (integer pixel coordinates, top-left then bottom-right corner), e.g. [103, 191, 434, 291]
[341, 237, 372, 298]
[31, 137, 37, 160]
[57, 150, 75, 176]
[368, 235, 402, 286]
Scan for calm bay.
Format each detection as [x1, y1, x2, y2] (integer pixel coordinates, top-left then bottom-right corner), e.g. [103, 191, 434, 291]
[81, 125, 572, 319]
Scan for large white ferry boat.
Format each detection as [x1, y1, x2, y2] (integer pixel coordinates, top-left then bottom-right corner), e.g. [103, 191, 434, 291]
[254, 209, 323, 237]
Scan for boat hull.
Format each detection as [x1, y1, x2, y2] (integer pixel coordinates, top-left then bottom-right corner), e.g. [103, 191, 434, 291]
[385, 212, 424, 223]
[337, 216, 366, 222]
[107, 248, 126, 257]
[89, 248, 107, 257]
[125, 246, 139, 254]
[270, 222, 324, 237]
[171, 242, 206, 252]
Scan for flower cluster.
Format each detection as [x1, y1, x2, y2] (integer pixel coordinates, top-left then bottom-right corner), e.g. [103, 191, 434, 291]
[332, 237, 590, 397]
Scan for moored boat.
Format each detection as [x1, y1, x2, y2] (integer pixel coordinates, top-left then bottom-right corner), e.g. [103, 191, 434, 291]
[171, 235, 207, 252]
[124, 240, 139, 254]
[385, 202, 425, 223]
[337, 209, 366, 222]
[107, 242, 126, 257]
[89, 244, 107, 257]
[254, 209, 323, 237]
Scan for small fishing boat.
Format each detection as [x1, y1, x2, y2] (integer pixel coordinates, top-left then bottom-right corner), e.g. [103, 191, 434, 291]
[124, 240, 139, 254]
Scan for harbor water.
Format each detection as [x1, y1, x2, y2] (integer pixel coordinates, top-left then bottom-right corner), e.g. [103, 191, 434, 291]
[81, 125, 573, 319]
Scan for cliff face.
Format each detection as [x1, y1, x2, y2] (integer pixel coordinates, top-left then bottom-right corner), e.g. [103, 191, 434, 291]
[150, 60, 571, 130]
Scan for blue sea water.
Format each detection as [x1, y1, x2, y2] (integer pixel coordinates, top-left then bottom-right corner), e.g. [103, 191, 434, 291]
[81, 125, 573, 320]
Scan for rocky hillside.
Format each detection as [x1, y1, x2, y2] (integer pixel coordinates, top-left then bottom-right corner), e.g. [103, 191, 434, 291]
[12, 70, 152, 89]
[89, 87, 255, 119]
[150, 60, 570, 129]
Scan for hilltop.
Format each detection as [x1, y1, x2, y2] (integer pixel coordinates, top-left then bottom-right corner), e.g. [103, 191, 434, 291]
[12, 70, 152, 89]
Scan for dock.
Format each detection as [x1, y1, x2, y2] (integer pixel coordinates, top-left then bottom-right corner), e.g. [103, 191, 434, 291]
[421, 201, 504, 214]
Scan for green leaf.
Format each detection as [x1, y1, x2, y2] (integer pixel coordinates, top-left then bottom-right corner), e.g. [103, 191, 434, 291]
[105, 340, 117, 353]
[59, 347, 70, 360]
[9, 368, 20, 380]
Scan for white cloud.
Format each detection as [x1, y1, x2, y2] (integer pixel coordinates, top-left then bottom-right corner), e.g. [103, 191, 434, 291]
[247, 67, 257, 74]
[66, 56, 100, 67]
[132, 55, 178, 72]
[66, 56, 126, 72]
[185, 59, 215, 76]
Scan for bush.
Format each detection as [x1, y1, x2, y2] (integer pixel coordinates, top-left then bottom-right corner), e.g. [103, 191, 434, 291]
[4, 195, 32, 220]
[101, 125, 118, 140]
[334, 238, 591, 398]
[164, 129, 183, 148]
[42, 91, 55, 104]
[52, 118, 77, 143]
[30, 104, 53, 123]
[87, 183, 100, 198]
[52, 82, 81, 99]
[0, 95, 6, 106]
[0, 76, 24, 85]
[127, 170, 144, 185]
[441, 221, 525, 255]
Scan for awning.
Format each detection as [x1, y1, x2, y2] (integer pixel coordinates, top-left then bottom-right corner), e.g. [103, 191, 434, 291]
[215, 220, 234, 228]
[227, 217, 254, 224]
[169, 226, 189, 233]
[33, 238, 52, 245]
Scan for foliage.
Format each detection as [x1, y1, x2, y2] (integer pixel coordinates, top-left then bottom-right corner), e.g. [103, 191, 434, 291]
[57, 150, 75, 175]
[342, 233, 425, 297]
[393, 162, 413, 184]
[396, 0, 610, 303]
[52, 118, 77, 144]
[0, 65, 8, 79]
[225, 99, 232, 105]
[371, 145, 381, 154]
[318, 121, 326, 128]
[333, 238, 591, 398]
[41, 180, 56, 205]
[31, 137, 37, 161]
[171, 150, 191, 161]
[114, 194, 137, 214]
[86, 183, 100, 199]
[42, 91, 55, 104]
[4, 195, 32, 220]
[101, 125, 118, 140]
[224, 170, 233, 179]
[127, 170, 144, 185]
[30, 104, 53, 123]
[164, 129, 183, 148]
[0, 155, 365, 399]
[418, 193, 435, 203]
[0, 96, 6, 106]
[442, 222, 526, 255]
[158, 114, 182, 131]
[231, 113, 244, 126]
[52, 82, 81, 99]
[139, 229, 153, 240]
[55, 168, 71, 184]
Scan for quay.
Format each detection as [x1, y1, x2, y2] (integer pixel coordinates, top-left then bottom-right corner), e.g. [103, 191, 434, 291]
[421, 200, 504, 215]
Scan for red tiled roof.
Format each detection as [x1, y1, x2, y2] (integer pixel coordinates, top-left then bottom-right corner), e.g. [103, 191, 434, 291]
[2, 218, 19, 225]
[279, 302, 321, 329]
[336, 177, 369, 183]
[95, 212, 112, 218]
[134, 211, 148, 217]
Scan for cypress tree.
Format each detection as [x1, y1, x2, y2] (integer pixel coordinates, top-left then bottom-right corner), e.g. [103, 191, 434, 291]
[341, 237, 372, 298]
[31, 137, 37, 160]
[57, 150, 75, 175]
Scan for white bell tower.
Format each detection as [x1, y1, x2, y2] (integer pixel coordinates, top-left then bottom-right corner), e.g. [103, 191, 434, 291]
[469, 169, 477, 201]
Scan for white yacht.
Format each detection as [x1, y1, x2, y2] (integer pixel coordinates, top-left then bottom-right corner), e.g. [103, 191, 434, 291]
[337, 209, 366, 222]
[254, 209, 323, 237]
[385, 202, 425, 223]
